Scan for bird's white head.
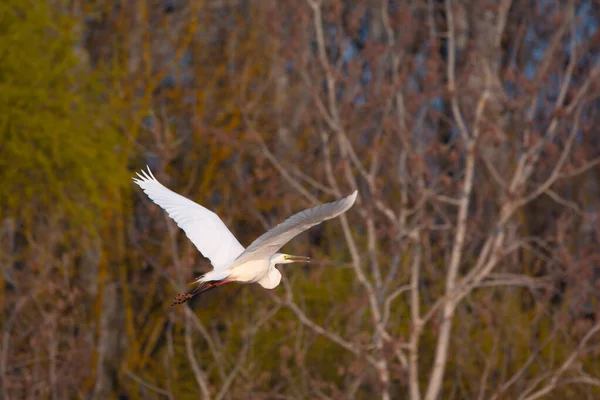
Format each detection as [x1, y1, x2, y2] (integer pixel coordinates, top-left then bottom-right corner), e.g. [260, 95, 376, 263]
[270, 253, 311, 265]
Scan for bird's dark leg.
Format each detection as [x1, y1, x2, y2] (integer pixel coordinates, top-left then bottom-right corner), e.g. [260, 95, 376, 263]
[171, 280, 231, 306]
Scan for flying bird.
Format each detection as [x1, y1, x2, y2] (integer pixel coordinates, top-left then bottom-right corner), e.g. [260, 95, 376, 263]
[133, 167, 357, 305]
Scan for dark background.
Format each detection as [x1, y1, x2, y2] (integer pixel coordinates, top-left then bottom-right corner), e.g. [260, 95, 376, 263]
[2, 0, 600, 399]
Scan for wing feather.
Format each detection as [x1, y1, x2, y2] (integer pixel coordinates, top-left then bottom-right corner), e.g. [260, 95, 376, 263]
[133, 167, 245, 270]
[232, 191, 357, 266]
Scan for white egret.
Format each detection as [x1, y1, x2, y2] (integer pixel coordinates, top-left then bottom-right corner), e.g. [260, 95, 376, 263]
[133, 167, 357, 305]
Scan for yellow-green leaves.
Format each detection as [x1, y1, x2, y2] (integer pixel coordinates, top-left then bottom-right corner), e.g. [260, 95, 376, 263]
[0, 0, 128, 228]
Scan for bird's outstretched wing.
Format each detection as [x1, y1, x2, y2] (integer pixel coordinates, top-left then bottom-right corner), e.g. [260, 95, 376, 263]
[232, 191, 358, 266]
[133, 167, 245, 270]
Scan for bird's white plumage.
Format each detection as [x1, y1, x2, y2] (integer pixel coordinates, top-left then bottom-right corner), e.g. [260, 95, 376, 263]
[230, 190, 358, 267]
[133, 167, 245, 270]
[134, 166, 358, 300]
[257, 266, 282, 289]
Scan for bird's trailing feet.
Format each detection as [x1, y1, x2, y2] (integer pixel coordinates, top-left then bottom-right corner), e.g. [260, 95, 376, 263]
[171, 280, 230, 306]
[171, 293, 195, 305]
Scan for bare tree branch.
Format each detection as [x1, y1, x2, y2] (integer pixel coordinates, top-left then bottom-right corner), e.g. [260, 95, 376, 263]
[521, 322, 600, 400]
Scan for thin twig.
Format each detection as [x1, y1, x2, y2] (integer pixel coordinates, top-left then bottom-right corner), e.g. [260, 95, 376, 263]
[124, 369, 173, 398]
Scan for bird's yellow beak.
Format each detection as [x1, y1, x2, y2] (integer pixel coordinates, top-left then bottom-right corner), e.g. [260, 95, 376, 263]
[284, 255, 311, 263]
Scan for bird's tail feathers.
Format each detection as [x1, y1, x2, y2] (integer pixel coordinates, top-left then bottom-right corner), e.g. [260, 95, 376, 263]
[193, 269, 232, 285]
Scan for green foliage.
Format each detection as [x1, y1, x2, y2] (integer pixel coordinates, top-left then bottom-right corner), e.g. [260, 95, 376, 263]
[0, 0, 128, 228]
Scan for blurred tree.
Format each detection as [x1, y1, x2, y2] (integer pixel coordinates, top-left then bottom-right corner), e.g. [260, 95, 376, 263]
[0, 0, 128, 222]
[3, 0, 600, 399]
[0, 0, 129, 397]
